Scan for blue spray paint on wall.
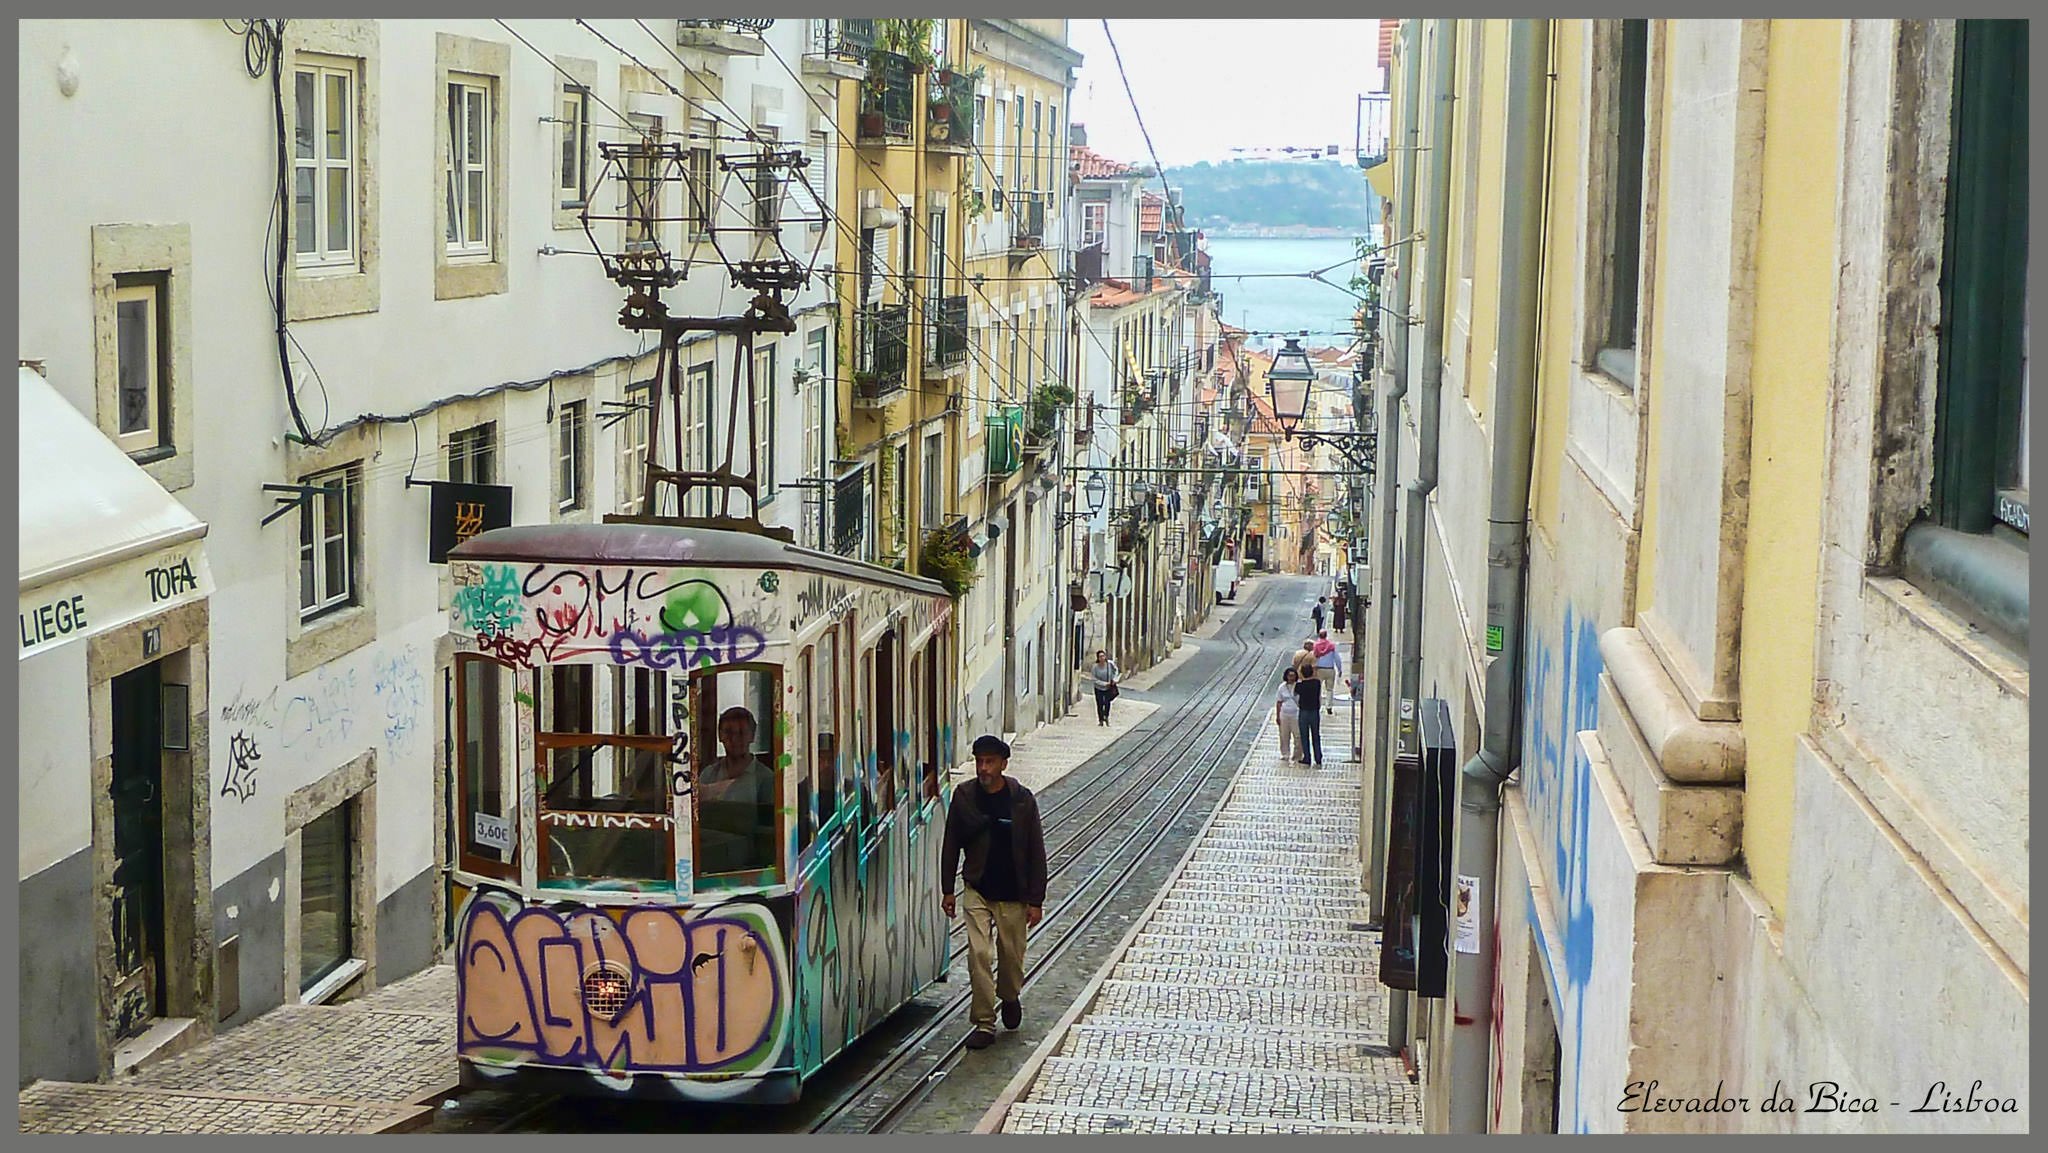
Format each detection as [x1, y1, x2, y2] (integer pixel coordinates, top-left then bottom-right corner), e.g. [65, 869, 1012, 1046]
[1519, 603, 1604, 1132]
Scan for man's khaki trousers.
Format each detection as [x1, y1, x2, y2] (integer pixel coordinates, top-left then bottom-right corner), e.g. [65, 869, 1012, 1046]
[959, 885, 1027, 1030]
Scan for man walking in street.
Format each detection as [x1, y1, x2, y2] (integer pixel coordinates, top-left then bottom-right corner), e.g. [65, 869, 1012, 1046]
[1312, 595, 1327, 634]
[942, 735, 1048, 1050]
[1292, 638, 1319, 684]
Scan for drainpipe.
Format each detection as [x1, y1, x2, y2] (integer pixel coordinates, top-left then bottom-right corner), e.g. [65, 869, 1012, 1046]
[1448, 18, 1549, 1133]
[1367, 16, 1425, 925]
[1388, 21, 1458, 1051]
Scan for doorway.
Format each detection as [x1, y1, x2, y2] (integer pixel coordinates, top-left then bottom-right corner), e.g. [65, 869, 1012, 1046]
[109, 659, 167, 1041]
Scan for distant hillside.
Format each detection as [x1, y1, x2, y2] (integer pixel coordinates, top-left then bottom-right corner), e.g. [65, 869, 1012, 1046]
[1164, 159, 1373, 235]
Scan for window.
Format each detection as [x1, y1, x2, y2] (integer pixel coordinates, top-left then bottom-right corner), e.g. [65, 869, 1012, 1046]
[923, 430, 945, 528]
[687, 361, 715, 515]
[558, 401, 586, 512]
[687, 119, 715, 240]
[624, 113, 664, 254]
[754, 344, 777, 499]
[1594, 19, 1649, 387]
[620, 380, 653, 515]
[299, 465, 357, 620]
[796, 647, 816, 850]
[538, 664, 673, 888]
[895, 442, 911, 545]
[448, 422, 496, 484]
[1014, 100, 1026, 195]
[1049, 103, 1060, 199]
[815, 627, 841, 828]
[559, 84, 592, 208]
[1933, 18, 2030, 537]
[929, 208, 948, 301]
[1082, 201, 1107, 250]
[803, 327, 828, 481]
[446, 79, 492, 257]
[922, 638, 942, 802]
[753, 126, 781, 231]
[299, 801, 353, 991]
[1032, 100, 1044, 192]
[974, 96, 988, 192]
[690, 665, 783, 884]
[112, 276, 169, 458]
[294, 58, 357, 268]
[457, 655, 518, 879]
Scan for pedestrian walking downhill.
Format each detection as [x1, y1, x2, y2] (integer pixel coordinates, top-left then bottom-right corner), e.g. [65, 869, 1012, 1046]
[1312, 595, 1327, 633]
[1313, 631, 1342, 715]
[1275, 668, 1302, 762]
[941, 735, 1049, 1050]
[1293, 666, 1325, 765]
[1090, 650, 1120, 726]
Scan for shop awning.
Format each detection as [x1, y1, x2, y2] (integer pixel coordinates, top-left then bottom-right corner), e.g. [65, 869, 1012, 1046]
[18, 366, 213, 659]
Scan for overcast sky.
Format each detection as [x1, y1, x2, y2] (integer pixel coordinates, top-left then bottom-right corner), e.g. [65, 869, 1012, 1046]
[1066, 19, 1384, 168]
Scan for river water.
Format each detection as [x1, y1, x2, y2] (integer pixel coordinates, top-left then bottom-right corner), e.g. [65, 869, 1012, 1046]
[1203, 235, 1371, 352]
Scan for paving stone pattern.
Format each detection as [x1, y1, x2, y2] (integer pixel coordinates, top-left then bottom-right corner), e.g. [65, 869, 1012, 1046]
[1000, 723, 1422, 1133]
[19, 964, 459, 1134]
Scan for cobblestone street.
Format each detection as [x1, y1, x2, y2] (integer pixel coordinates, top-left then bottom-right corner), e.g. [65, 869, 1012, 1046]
[19, 966, 457, 1134]
[980, 719, 1422, 1134]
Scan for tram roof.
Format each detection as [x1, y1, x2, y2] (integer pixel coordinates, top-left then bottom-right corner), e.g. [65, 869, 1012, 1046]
[448, 521, 951, 600]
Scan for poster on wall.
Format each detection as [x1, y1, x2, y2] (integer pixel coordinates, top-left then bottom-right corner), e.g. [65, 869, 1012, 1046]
[1456, 874, 1480, 954]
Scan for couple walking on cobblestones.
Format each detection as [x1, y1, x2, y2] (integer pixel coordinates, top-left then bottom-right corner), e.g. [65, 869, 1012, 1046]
[941, 734, 1049, 1052]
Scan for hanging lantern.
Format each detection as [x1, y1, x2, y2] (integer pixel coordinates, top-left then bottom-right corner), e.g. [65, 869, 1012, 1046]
[1266, 336, 1317, 436]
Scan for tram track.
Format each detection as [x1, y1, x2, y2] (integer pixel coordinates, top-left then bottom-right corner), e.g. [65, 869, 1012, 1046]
[808, 583, 1298, 1133]
[466, 578, 1309, 1134]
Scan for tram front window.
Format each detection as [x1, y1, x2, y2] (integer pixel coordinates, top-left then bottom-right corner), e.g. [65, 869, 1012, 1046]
[537, 665, 674, 888]
[692, 666, 781, 883]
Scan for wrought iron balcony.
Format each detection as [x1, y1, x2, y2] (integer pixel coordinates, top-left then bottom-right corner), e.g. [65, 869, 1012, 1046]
[926, 67, 977, 150]
[803, 18, 872, 79]
[1356, 90, 1392, 169]
[924, 294, 969, 370]
[858, 49, 917, 143]
[676, 18, 773, 57]
[831, 462, 871, 558]
[854, 303, 910, 403]
[1010, 190, 1048, 250]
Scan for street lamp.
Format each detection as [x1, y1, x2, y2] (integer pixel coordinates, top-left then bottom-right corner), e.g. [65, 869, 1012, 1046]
[1265, 336, 1318, 436]
[1264, 335, 1378, 477]
[1085, 472, 1108, 515]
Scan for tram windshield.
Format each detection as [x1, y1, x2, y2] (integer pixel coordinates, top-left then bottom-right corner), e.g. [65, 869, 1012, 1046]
[536, 665, 674, 888]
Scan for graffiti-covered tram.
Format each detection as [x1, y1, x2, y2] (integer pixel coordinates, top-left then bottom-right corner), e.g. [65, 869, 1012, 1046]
[445, 522, 955, 1103]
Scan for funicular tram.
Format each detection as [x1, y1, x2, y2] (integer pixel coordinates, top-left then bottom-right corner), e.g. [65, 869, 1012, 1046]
[443, 128, 955, 1103]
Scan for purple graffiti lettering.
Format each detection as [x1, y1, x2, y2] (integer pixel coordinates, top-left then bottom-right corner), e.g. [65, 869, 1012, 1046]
[607, 624, 768, 670]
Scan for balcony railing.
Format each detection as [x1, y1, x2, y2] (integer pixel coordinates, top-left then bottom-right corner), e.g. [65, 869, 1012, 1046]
[858, 49, 916, 142]
[854, 303, 910, 402]
[832, 463, 872, 559]
[808, 17, 873, 60]
[1356, 90, 1392, 169]
[925, 294, 968, 369]
[927, 68, 977, 149]
[676, 19, 773, 56]
[1010, 191, 1048, 249]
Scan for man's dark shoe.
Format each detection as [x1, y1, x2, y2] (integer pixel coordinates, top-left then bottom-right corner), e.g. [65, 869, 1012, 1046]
[964, 1027, 997, 1050]
[1001, 999, 1022, 1030]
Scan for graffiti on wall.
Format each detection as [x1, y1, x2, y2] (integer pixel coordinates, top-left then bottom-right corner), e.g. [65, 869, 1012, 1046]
[456, 889, 791, 1078]
[373, 644, 427, 754]
[1519, 603, 1603, 1133]
[221, 731, 262, 802]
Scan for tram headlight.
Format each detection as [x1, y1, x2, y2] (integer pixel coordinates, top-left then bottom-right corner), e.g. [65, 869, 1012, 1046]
[582, 961, 633, 1020]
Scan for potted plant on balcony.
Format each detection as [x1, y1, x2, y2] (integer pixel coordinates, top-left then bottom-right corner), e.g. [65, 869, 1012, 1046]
[919, 528, 978, 598]
[1027, 381, 1074, 444]
[858, 73, 888, 137]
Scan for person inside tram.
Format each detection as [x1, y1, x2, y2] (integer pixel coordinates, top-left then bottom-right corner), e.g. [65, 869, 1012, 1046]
[697, 705, 777, 875]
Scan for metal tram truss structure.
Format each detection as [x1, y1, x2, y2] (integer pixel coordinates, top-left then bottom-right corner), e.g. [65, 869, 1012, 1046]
[443, 113, 959, 1105]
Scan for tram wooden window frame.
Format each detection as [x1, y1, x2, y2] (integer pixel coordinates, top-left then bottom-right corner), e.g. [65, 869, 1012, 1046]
[454, 653, 519, 882]
[533, 730, 675, 889]
[687, 662, 787, 889]
[814, 626, 843, 830]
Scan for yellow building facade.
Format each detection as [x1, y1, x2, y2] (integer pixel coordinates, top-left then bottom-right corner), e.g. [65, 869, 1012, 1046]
[1368, 18, 2027, 1133]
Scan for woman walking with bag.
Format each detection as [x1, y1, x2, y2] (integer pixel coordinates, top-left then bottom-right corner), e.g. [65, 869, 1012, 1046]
[1091, 650, 1121, 726]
